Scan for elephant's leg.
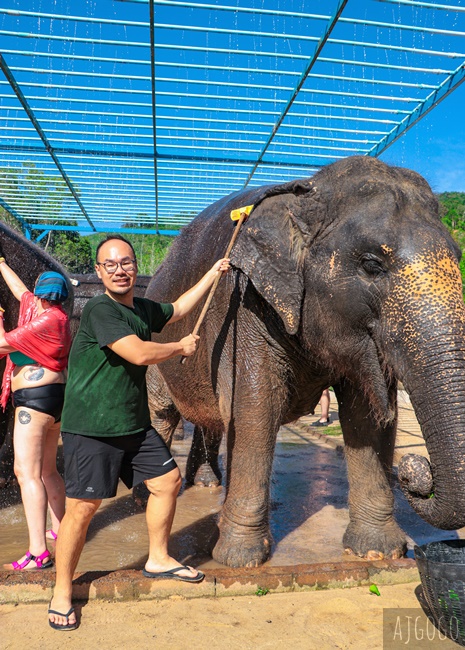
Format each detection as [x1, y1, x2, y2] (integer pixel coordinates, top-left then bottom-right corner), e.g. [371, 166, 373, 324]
[146, 365, 181, 447]
[151, 408, 181, 447]
[213, 395, 279, 568]
[185, 426, 223, 487]
[173, 419, 185, 441]
[334, 380, 406, 560]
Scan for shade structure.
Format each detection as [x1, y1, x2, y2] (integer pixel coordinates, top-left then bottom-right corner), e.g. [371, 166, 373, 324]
[1, 0, 465, 237]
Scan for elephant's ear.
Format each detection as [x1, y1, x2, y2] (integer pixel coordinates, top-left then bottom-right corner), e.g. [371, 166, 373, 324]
[231, 189, 316, 335]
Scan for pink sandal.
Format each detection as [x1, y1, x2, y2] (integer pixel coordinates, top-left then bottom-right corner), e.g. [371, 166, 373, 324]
[10, 550, 53, 570]
[46, 529, 58, 541]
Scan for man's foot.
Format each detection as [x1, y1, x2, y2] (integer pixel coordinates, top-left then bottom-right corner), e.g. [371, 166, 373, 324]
[48, 596, 78, 631]
[143, 558, 204, 583]
[311, 417, 331, 427]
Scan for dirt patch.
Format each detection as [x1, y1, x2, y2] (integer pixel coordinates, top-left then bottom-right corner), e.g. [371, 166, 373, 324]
[0, 582, 458, 650]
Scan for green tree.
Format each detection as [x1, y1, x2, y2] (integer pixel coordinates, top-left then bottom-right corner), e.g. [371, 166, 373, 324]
[87, 231, 174, 275]
[0, 166, 24, 232]
[0, 163, 93, 273]
[439, 192, 465, 230]
[42, 224, 93, 274]
[438, 192, 465, 297]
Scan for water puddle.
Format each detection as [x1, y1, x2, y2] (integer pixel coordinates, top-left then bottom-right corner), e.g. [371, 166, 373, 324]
[0, 419, 463, 571]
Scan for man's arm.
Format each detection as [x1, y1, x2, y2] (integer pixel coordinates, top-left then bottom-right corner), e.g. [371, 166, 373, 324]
[0, 259, 29, 301]
[169, 258, 230, 323]
[107, 332, 199, 366]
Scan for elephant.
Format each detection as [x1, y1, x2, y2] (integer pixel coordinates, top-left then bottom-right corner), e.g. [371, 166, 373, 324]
[0, 221, 74, 486]
[144, 155, 465, 569]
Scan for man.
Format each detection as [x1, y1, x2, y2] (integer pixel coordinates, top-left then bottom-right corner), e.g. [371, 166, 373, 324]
[48, 235, 230, 631]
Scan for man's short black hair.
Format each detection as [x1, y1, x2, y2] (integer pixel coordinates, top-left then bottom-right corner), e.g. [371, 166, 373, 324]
[95, 234, 136, 263]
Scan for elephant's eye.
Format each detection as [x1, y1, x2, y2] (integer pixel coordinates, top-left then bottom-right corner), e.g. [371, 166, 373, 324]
[360, 255, 385, 278]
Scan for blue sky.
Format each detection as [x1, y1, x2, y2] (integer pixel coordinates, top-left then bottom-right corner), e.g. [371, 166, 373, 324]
[382, 80, 465, 193]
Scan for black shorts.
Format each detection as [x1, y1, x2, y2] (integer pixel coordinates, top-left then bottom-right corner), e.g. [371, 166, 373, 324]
[61, 427, 178, 499]
[12, 384, 66, 423]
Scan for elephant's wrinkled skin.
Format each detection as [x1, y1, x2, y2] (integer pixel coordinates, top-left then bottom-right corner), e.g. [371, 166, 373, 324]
[146, 156, 465, 568]
[0, 222, 74, 486]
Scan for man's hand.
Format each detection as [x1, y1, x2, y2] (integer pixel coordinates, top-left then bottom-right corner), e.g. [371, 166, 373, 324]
[170, 258, 231, 323]
[179, 333, 199, 357]
[210, 258, 231, 276]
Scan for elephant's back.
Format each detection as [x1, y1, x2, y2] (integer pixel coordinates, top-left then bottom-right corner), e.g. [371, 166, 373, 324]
[146, 184, 271, 303]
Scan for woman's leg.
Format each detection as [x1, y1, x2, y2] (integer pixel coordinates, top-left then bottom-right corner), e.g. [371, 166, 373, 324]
[9, 407, 54, 562]
[42, 420, 65, 537]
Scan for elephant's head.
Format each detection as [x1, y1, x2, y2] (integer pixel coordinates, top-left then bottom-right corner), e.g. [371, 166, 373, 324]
[231, 155, 465, 530]
[0, 221, 74, 329]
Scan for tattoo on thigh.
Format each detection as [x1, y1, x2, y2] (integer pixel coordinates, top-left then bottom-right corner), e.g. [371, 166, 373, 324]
[24, 367, 45, 382]
[18, 410, 31, 425]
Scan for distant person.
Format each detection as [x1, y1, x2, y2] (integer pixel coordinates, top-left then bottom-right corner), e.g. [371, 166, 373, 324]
[0, 254, 71, 571]
[48, 235, 230, 631]
[311, 388, 331, 427]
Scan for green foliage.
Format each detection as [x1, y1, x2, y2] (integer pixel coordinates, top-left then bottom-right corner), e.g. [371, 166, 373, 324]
[86, 232, 174, 276]
[0, 163, 92, 273]
[1, 162, 68, 222]
[438, 192, 465, 297]
[255, 586, 269, 596]
[42, 225, 93, 274]
[4, 163, 465, 287]
[0, 161, 174, 275]
[0, 205, 22, 232]
[439, 192, 465, 231]
[322, 424, 343, 437]
[369, 584, 381, 596]
[0, 166, 26, 232]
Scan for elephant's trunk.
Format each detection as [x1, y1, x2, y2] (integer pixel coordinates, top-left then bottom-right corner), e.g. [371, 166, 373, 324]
[385, 242, 465, 530]
[398, 369, 465, 530]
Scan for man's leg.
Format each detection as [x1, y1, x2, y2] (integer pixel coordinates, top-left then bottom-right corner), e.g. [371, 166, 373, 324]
[144, 468, 201, 579]
[48, 497, 101, 628]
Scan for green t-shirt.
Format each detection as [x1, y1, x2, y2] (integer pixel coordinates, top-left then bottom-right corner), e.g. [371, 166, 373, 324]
[61, 294, 174, 437]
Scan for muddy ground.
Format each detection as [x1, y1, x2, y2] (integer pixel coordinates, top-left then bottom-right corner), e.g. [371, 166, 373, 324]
[1, 581, 460, 650]
[1, 396, 462, 649]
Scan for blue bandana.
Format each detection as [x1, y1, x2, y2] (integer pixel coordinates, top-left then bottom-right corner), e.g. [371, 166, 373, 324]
[34, 272, 68, 302]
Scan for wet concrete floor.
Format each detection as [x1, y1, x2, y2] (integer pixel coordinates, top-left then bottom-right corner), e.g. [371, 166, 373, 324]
[0, 390, 462, 571]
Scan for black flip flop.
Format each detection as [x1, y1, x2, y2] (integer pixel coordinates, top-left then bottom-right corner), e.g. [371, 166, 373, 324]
[142, 565, 205, 583]
[48, 604, 78, 631]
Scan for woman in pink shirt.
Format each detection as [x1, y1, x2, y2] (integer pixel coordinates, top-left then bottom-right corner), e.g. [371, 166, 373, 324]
[0, 256, 71, 571]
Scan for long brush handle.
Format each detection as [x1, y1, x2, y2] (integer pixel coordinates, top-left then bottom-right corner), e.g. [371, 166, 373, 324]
[180, 210, 247, 364]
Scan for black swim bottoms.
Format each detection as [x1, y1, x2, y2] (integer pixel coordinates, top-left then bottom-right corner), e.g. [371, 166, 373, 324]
[61, 427, 178, 499]
[12, 384, 66, 423]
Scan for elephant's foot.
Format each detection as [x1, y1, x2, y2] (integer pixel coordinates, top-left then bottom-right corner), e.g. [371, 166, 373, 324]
[213, 520, 272, 568]
[185, 461, 222, 487]
[342, 520, 407, 560]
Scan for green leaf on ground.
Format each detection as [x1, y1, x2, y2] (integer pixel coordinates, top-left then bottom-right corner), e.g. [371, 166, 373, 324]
[369, 584, 381, 596]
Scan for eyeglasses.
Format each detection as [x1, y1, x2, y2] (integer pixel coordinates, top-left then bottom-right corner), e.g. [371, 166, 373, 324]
[97, 259, 136, 274]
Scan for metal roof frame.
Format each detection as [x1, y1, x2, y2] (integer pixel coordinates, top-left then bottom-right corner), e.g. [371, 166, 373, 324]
[1, 0, 465, 237]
